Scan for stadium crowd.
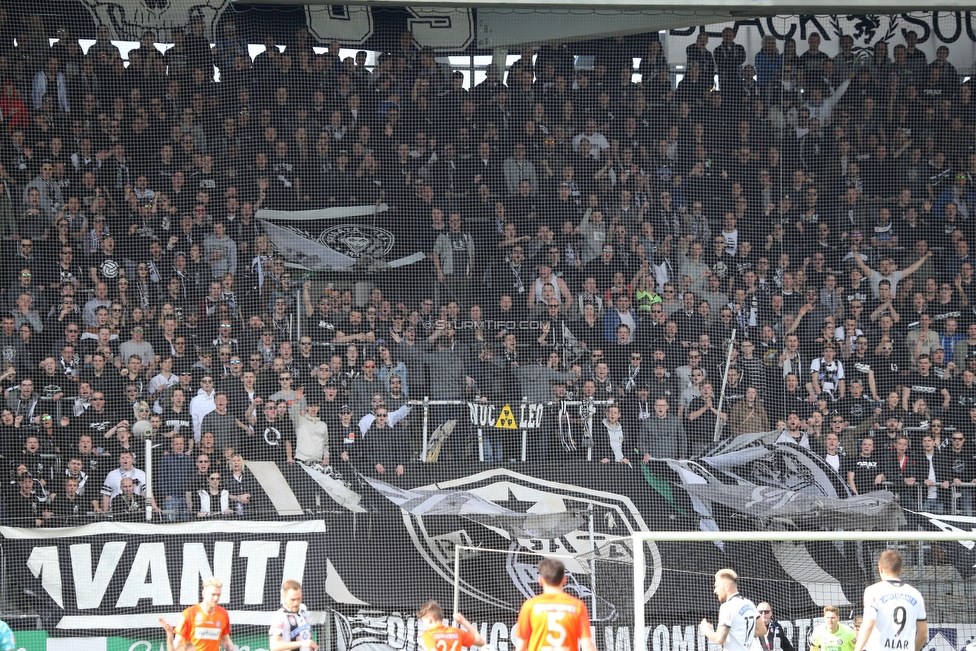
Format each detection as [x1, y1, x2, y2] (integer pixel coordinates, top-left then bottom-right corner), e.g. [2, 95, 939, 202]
[0, 10, 975, 525]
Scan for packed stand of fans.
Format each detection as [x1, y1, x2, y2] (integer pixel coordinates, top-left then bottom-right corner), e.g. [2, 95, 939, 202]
[0, 10, 975, 525]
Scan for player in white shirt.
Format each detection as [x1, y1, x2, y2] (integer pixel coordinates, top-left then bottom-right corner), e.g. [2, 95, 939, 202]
[853, 550, 927, 651]
[701, 568, 767, 651]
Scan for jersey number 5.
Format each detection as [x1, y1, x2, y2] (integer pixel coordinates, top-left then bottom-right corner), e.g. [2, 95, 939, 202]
[546, 612, 568, 649]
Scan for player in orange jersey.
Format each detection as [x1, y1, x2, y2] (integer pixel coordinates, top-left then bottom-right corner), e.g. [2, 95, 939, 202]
[417, 600, 485, 651]
[514, 558, 597, 651]
[160, 577, 235, 651]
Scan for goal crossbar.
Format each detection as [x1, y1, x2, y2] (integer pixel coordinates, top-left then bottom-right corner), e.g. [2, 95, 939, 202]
[632, 529, 976, 651]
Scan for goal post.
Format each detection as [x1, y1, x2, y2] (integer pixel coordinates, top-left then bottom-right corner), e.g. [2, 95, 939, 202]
[452, 545, 578, 619]
[632, 529, 976, 651]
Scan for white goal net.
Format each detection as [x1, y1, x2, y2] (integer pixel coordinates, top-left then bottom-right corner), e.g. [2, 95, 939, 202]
[632, 531, 976, 651]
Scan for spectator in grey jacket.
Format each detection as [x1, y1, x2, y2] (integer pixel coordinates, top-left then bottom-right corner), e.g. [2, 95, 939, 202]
[515, 357, 580, 460]
[12, 293, 43, 334]
[118, 326, 156, 375]
[578, 208, 608, 264]
[424, 324, 472, 459]
[639, 398, 688, 460]
[515, 358, 580, 404]
[289, 386, 329, 466]
[23, 163, 64, 223]
[203, 218, 237, 279]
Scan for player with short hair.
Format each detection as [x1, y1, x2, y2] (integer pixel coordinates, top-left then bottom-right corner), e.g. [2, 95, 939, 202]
[853, 550, 927, 651]
[514, 558, 597, 651]
[810, 606, 856, 651]
[269, 579, 318, 651]
[418, 600, 485, 651]
[160, 577, 234, 651]
[700, 568, 766, 651]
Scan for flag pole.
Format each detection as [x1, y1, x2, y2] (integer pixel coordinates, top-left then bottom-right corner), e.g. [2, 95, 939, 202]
[713, 329, 736, 442]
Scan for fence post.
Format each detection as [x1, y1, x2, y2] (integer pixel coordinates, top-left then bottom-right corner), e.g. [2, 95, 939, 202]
[145, 437, 153, 522]
[520, 396, 528, 462]
[421, 396, 430, 462]
[586, 397, 595, 462]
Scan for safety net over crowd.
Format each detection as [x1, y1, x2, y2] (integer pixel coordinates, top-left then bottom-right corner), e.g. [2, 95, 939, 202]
[1, 2, 976, 642]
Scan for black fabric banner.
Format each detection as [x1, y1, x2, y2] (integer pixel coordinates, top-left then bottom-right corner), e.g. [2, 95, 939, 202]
[1, 520, 329, 632]
[255, 205, 426, 273]
[0, 461, 902, 635]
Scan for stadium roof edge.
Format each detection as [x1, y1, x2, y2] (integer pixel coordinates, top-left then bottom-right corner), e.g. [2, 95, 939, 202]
[232, 0, 976, 11]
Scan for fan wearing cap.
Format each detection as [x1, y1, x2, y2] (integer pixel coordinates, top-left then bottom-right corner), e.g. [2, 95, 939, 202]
[334, 404, 360, 462]
[622, 382, 655, 431]
[644, 358, 677, 405]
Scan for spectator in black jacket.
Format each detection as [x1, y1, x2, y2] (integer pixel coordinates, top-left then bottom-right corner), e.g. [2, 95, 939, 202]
[879, 434, 919, 503]
[363, 407, 409, 477]
[944, 430, 976, 515]
[756, 602, 795, 651]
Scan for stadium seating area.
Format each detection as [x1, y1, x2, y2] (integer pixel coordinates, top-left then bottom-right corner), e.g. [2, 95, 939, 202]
[1, 10, 976, 526]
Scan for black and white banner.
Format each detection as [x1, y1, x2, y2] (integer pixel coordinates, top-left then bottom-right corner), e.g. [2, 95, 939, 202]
[79, 0, 233, 41]
[668, 13, 976, 73]
[256, 204, 426, 273]
[73, 0, 474, 50]
[306, 6, 474, 50]
[4, 456, 973, 634]
[1, 520, 331, 631]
